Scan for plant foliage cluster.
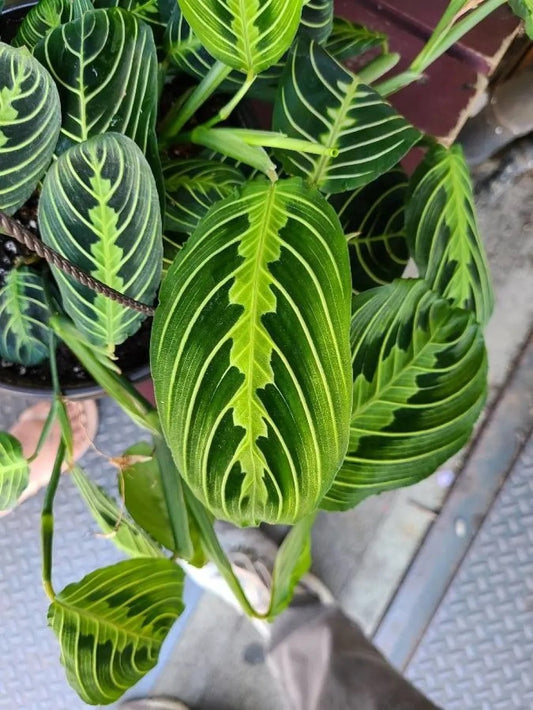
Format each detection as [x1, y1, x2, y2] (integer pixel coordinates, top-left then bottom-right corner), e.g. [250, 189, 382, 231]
[0, 0, 529, 703]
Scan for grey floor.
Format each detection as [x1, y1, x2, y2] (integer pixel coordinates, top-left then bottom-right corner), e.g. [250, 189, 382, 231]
[2, 148, 533, 708]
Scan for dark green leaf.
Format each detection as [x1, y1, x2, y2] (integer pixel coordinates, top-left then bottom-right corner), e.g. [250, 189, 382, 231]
[71, 466, 164, 558]
[0, 266, 53, 366]
[300, 0, 333, 43]
[0, 431, 29, 510]
[273, 38, 420, 193]
[39, 133, 162, 355]
[323, 279, 487, 511]
[93, 0, 167, 44]
[48, 558, 184, 704]
[330, 168, 408, 291]
[34, 8, 158, 157]
[152, 177, 352, 526]
[405, 144, 493, 326]
[326, 16, 387, 62]
[12, 0, 74, 50]
[164, 159, 244, 234]
[0, 42, 61, 215]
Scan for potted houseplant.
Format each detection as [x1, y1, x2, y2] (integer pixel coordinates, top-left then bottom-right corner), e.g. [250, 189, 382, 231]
[0, 0, 530, 704]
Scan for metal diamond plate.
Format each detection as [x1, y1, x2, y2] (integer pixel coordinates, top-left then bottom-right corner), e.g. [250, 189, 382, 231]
[406, 435, 533, 710]
[0, 393, 150, 710]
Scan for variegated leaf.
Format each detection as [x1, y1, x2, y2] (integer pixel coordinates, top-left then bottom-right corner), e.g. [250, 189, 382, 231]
[12, 0, 74, 51]
[273, 38, 420, 193]
[39, 133, 162, 355]
[0, 432, 29, 511]
[48, 558, 184, 704]
[152, 178, 352, 526]
[93, 0, 169, 45]
[300, 0, 333, 43]
[164, 159, 244, 234]
[177, 0, 305, 74]
[0, 266, 53, 366]
[323, 279, 487, 511]
[34, 8, 158, 157]
[71, 466, 164, 559]
[405, 144, 493, 326]
[0, 42, 60, 215]
[325, 16, 387, 62]
[330, 168, 408, 291]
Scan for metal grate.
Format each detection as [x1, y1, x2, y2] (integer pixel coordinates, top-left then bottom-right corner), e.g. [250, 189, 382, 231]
[406, 435, 533, 710]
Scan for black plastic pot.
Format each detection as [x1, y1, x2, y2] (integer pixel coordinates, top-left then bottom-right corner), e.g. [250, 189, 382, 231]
[0, 0, 152, 399]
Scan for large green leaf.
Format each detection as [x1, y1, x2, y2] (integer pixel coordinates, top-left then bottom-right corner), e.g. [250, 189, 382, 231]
[325, 16, 387, 62]
[300, 0, 333, 43]
[405, 144, 493, 326]
[39, 133, 162, 355]
[164, 159, 244, 234]
[0, 43, 61, 215]
[177, 0, 305, 74]
[0, 266, 53, 366]
[323, 279, 487, 511]
[12, 0, 74, 51]
[0, 432, 29, 510]
[71, 466, 164, 559]
[273, 38, 420, 194]
[330, 168, 409, 291]
[152, 177, 352, 526]
[48, 558, 184, 705]
[509, 0, 533, 37]
[34, 8, 158, 157]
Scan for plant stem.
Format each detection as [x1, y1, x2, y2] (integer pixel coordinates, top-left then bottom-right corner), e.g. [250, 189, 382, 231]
[41, 439, 66, 600]
[204, 71, 257, 128]
[357, 52, 400, 85]
[212, 128, 337, 156]
[154, 435, 194, 561]
[27, 399, 58, 464]
[186, 126, 278, 180]
[184, 485, 265, 618]
[50, 315, 159, 434]
[159, 61, 233, 146]
[375, 0, 507, 96]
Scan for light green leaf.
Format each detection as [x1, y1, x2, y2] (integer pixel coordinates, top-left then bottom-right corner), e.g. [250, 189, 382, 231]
[164, 159, 244, 234]
[0, 431, 29, 510]
[71, 466, 164, 559]
[405, 144, 494, 326]
[0, 42, 61, 215]
[152, 177, 352, 526]
[325, 16, 387, 62]
[323, 279, 487, 511]
[39, 133, 162, 355]
[120, 441, 174, 551]
[34, 8, 158, 157]
[268, 513, 314, 619]
[508, 0, 533, 36]
[300, 0, 333, 43]
[121, 441, 208, 566]
[273, 38, 420, 194]
[178, 0, 306, 74]
[48, 558, 184, 705]
[0, 266, 53, 366]
[330, 168, 408, 291]
[12, 0, 74, 51]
